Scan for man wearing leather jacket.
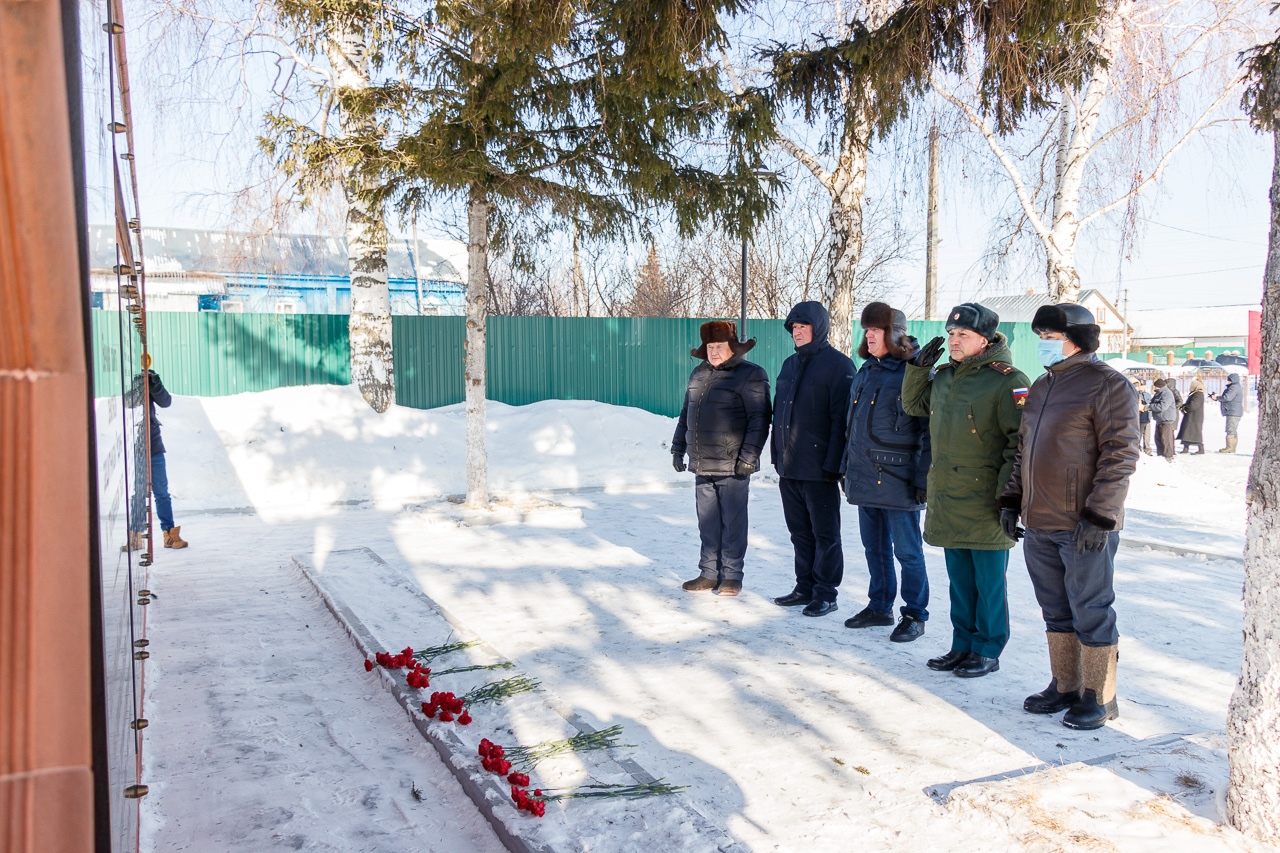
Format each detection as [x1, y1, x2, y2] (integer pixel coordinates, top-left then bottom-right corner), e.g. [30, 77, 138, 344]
[999, 303, 1140, 731]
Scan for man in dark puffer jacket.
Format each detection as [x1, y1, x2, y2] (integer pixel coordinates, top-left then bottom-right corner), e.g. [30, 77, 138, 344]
[770, 301, 855, 617]
[999, 302, 1139, 731]
[672, 321, 772, 596]
[840, 303, 932, 642]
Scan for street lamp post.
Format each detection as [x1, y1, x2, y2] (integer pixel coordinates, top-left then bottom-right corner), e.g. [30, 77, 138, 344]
[741, 162, 775, 339]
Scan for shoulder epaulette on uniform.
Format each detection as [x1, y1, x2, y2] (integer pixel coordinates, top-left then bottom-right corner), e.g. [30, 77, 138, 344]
[987, 361, 1015, 374]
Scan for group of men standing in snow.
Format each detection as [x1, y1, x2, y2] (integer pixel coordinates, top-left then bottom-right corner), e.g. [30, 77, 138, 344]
[671, 299, 1140, 731]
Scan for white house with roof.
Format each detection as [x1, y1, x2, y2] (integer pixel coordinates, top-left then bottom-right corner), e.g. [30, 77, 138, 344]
[977, 289, 1131, 352]
[1126, 304, 1253, 352]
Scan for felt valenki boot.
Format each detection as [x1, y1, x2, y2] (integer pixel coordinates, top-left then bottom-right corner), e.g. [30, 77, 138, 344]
[164, 527, 189, 549]
[1063, 644, 1119, 730]
[1024, 632, 1083, 714]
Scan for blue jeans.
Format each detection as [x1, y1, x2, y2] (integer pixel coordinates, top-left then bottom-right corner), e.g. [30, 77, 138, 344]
[151, 452, 175, 531]
[943, 548, 1010, 659]
[857, 507, 928, 619]
[695, 474, 751, 581]
[1022, 528, 1119, 646]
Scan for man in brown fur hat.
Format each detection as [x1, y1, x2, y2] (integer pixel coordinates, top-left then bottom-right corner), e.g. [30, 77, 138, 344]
[672, 321, 772, 596]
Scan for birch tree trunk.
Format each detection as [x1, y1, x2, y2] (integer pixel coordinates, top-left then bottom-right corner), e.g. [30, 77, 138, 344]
[464, 182, 489, 508]
[825, 112, 868, 357]
[326, 28, 394, 412]
[1226, 117, 1280, 844]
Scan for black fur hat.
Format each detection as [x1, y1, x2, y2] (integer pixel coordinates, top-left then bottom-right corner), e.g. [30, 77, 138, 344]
[945, 303, 999, 341]
[691, 320, 756, 359]
[858, 302, 914, 360]
[1031, 303, 1101, 354]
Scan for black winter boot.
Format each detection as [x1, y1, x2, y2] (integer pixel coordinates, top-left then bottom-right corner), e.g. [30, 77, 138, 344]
[843, 606, 894, 628]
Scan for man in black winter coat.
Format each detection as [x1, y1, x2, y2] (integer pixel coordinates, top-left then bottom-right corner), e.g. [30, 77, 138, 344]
[1209, 373, 1245, 453]
[672, 321, 772, 596]
[770, 302, 856, 617]
[1149, 378, 1178, 462]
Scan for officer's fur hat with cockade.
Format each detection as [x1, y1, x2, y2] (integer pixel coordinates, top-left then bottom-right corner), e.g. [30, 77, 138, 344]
[691, 320, 756, 359]
[858, 302, 914, 360]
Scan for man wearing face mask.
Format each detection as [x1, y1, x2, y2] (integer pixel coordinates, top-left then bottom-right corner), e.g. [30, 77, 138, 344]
[770, 301, 856, 617]
[999, 303, 1139, 730]
[901, 303, 1028, 678]
[672, 321, 773, 596]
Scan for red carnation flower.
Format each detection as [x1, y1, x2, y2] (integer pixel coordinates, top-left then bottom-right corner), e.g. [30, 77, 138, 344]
[439, 711, 454, 722]
[364, 659, 374, 672]
[458, 711, 472, 725]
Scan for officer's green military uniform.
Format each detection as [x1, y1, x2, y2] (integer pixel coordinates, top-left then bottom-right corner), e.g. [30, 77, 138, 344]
[902, 331, 1029, 660]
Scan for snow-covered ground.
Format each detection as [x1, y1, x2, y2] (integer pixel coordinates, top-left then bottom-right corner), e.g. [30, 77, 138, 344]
[131, 385, 1273, 852]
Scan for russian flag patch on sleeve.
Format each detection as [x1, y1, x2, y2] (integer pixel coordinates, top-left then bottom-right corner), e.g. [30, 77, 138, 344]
[1013, 387, 1029, 407]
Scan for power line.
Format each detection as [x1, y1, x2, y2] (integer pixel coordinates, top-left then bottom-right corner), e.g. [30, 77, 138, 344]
[1091, 263, 1263, 286]
[1139, 218, 1263, 246]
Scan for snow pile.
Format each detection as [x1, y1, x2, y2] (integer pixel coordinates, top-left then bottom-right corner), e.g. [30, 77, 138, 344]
[144, 385, 683, 519]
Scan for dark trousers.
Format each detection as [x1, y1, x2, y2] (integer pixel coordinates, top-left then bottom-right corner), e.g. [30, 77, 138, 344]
[1155, 422, 1176, 459]
[857, 507, 928, 619]
[779, 478, 844, 602]
[1022, 528, 1119, 647]
[943, 548, 1009, 659]
[695, 474, 751, 581]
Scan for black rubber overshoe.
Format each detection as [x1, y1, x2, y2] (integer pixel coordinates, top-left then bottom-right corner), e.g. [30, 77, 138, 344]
[1024, 680, 1082, 714]
[1062, 689, 1119, 730]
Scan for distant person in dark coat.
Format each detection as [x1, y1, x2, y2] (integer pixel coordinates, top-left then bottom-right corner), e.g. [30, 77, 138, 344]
[1149, 378, 1178, 462]
[127, 368, 189, 550]
[770, 301, 856, 618]
[1177, 379, 1206, 454]
[839, 303, 931, 643]
[1209, 373, 1245, 453]
[672, 321, 772, 597]
[1132, 377, 1153, 455]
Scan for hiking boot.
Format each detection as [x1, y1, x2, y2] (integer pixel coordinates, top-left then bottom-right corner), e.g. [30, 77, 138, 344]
[843, 606, 894, 629]
[889, 615, 925, 643]
[163, 527, 189, 549]
[682, 576, 718, 592]
[714, 580, 742, 597]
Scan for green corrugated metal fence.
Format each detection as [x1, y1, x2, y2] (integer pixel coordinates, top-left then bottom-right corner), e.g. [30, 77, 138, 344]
[93, 311, 1043, 416]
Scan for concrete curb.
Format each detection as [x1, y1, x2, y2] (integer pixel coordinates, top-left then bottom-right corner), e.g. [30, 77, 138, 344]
[293, 547, 745, 853]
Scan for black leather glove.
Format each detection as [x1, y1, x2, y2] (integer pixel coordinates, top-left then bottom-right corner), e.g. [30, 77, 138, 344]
[915, 487, 927, 505]
[735, 459, 755, 476]
[912, 336, 945, 369]
[672, 453, 686, 473]
[1074, 519, 1108, 553]
[147, 370, 162, 392]
[999, 508, 1024, 542]
[821, 469, 841, 483]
